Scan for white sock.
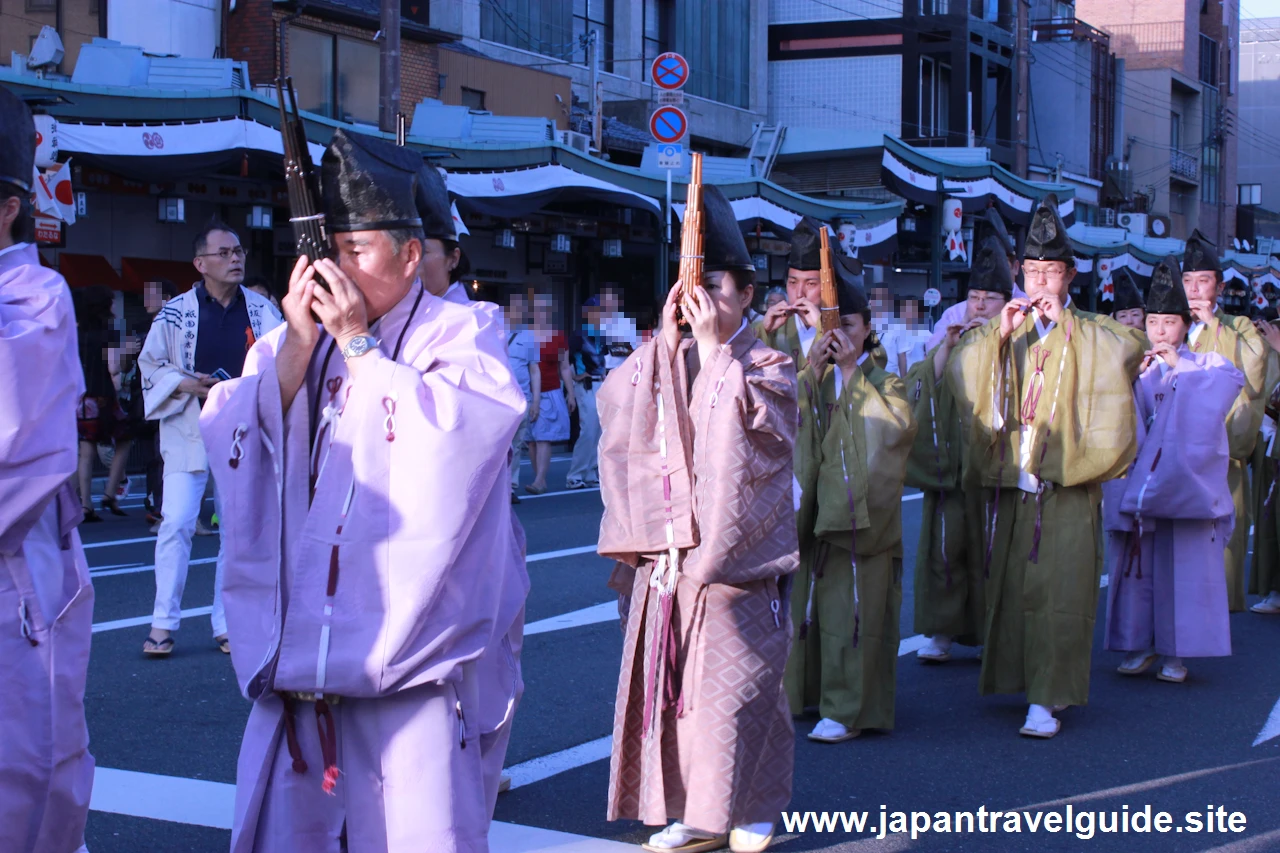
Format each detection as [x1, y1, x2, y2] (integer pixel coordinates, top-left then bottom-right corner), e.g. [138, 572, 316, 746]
[732, 822, 774, 840]
[1027, 703, 1054, 724]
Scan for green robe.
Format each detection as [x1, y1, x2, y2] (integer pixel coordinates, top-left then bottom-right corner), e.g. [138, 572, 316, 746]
[904, 345, 985, 645]
[1190, 310, 1267, 611]
[753, 314, 889, 375]
[947, 305, 1144, 706]
[1254, 350, 1280, 597]
[784, 358, 916, 729]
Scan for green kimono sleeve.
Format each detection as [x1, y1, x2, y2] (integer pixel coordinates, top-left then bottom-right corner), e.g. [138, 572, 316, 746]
[814, 365, 918, 557]
[903, 344, 959, 491]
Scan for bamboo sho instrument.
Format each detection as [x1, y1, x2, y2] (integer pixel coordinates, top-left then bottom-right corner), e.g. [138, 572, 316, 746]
[275, 77, 334, 285]
[676, 152, 705, 311]
[818, 227, 841, 332]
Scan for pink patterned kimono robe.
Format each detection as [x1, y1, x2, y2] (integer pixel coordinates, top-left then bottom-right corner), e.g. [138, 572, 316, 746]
[201, 281, 528, 853]
[0, 244, 94, 853]
[1104, 349, 1243, 657]
[598, 326, 799, 834]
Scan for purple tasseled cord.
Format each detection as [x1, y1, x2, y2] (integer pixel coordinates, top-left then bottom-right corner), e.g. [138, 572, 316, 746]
[840, 437, 861, 649]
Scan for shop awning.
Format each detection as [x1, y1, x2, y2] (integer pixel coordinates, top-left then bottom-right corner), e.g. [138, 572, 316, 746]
[121, 257, 202, 294]
[880, 136, 1075, 226]
[672, 195, 900, 257]
[58, 117, 326, 164]
[52, 117, 326, 182]
[446, 164, 663, 218]
[58, 253, 122, 290]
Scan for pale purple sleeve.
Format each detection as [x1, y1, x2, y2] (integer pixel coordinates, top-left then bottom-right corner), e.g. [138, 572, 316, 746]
[0, 275, 81, 552]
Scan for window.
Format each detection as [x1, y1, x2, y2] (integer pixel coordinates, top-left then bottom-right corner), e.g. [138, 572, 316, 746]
[1202, 85, 1221, 204]
[287, 28, 378, 125]
[919, 57, 951, 137]
[643, 0, 673, 78]
[1240, 184, 1263, 206]
[573, 0, 614, 73]
[26, 0, 58, 10]
[672, 0, 752, 108]
[460, 87, 486, 110]
[1171, 111, 1182, 150]
[1199, 34, 1219, 87]
[479, 0, 574, 59]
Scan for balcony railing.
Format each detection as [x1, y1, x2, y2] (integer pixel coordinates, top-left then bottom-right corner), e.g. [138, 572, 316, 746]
[1171, 149, 1200, 182]
[1030, 17, 1111, 48]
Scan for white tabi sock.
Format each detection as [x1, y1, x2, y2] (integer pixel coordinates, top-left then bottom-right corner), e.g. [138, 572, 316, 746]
[1027, 704, 1055, 724]
[649, 822, 718, 848]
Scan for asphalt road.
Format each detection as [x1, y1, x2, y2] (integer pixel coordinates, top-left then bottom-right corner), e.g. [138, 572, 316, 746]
[79, 458, 1280, 853]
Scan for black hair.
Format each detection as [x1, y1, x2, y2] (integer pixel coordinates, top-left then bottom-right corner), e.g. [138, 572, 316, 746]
[75, 284, 116, 330]
[243, 274, 274, 298]
[724, 268, 757, 293]
[192, 219, 241, 257]
[0, 183, 35, 244]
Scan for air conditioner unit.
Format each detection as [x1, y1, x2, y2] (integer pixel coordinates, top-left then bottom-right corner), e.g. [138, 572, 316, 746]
[559, 130, 591, 154]
[1101, 208, 1116, 227]
[1147, 214, 1172, 239]
[1117, 212, 1147, 239]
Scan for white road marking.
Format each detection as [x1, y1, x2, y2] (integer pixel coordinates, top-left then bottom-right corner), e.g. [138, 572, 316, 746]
[88, 766, 633, 849]
[1254, 696, 1280, 747]
[527, 545, 600, 563]
[518, 487, 601, 500]
[506, 736, 614, 791]
[91, 557, 215, 579]
[92, 606, 211, 634]
[89, 543, 603, 581]
[83, 536, 159, 550]
[525, 602, 617, 636]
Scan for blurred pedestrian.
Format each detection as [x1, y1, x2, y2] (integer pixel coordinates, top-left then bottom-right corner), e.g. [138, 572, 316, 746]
[526, 293, 574, 494]
[244, 274, 281, 312]
[882, 295, 930, 376]
[74, 284, 130, 521]
[567, 297, 606, 490]
[138, 278, 177, 530]
[137, 220, 282, 657]
[506, 291, 540, 502]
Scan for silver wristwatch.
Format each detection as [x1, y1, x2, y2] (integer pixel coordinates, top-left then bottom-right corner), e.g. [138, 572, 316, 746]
[341, 334, 380, 360]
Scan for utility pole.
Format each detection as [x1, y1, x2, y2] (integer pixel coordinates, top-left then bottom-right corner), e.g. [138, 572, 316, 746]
[379, 0, 401, 134]
[586, 29, 602, 154]
[1014, 0, 1029, 178]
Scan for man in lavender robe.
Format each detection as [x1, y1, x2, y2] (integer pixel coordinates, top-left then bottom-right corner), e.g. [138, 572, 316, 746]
[201, 129, 527, 853]
[0, 87, 95, 853]
[1105, 257, 1242, 683]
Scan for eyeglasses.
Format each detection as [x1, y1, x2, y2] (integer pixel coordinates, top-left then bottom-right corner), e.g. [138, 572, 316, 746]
[197, 247, 248, 261]
[1022, 266, 1067, 282]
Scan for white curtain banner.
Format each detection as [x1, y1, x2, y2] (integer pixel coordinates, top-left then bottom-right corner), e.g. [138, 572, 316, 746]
[56, 118, 327, 163]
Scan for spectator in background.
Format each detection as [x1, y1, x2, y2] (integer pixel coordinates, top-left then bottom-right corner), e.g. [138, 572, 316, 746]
[869, 285, 894, 336]
[74, 284, 130, 521]
[567, 296, 607, 490]
[598, 285, 640, 365]
[137, 220, 282, 657]
[764, 286, 788, 313]
[882, 295, 931, 376]
[243, 274, 281, 312]
[526, 293, 574, 494]
[137, 278, 177, 530]
[506, 291, 540, 503]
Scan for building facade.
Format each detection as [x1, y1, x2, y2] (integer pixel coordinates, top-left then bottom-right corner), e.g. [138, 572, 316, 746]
[1238, 16, 1280, 241]
[767, 0, 1017, 165]
[1076, 0, 1240, 243]
[1026, 1, 1116, 224]
[429, 0, 771, 153]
